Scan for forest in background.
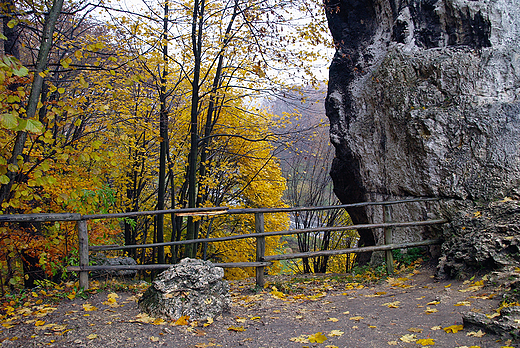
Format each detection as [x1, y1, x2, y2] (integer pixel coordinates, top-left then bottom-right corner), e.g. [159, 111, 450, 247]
[0, 0, 356, 291]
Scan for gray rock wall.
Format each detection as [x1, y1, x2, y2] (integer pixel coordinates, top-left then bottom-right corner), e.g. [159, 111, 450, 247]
[325, 0, 520, 271]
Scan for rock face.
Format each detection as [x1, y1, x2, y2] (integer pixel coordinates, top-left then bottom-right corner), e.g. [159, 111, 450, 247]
[90, 253, 137, 279]
[138, 258, 230, 321]
[324, 0, 520, 269]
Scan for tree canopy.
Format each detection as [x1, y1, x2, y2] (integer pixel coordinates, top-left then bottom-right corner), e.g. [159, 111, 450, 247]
[0, 0, 338, 288]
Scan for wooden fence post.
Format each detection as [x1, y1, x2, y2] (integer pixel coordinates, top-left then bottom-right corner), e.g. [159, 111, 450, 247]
[383, 205, 394, 274]
[255, 212, 265, 288]
[78, 219, 89, 290]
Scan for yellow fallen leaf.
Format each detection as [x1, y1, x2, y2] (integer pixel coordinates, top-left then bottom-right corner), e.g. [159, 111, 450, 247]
[290, 335, 309, 343]
[149, 336, 159, 342]
[309, 332, 327, 343]
[349, 316, 363, 321]
[35, 320, 45, 326]
[400, 334, 417, 343]
[382, 301, 400, 308]
[174, 315, 190, 326]
[427, 301, 440, 305]
[51, 325, 67, 331]
[443, 324, 463, 333]
[342, 311, 350, 314]
[424, 307, 438, 314]
[431, 326, 442, 330]
[416, 338, 435, 345]
[486, 312, 500, 319]
[467, 330, 485, 337]
[133, 313, 154, 324]
[388, 341, 398, 345]
[204, 318, 214, 327]
[325, 346, 338, 348]
[82, 303, 97, 312]
[329, 330, 344, 337]
[369, 325, 377, 328]
[87, 334, 98, 339]
[444, 284, 451, 288]
[152, 318, 166, 325]
[227, 326, 246, 332]
[455, 301, 471, 307]
[327, 317, 339, 322]
[236, 317, 246, 323]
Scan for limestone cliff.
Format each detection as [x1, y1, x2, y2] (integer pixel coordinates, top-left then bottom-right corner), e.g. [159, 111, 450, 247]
[325, 0, 520, 273]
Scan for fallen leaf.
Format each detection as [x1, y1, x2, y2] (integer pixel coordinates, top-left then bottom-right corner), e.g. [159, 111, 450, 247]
[329, 330, 344, 337]
[427, 301, 440, 305]
[51, 325, 67, 331]
[327, 317, 339, 322]
[35, 320, 45, 326]
[227, 326, 246, 332]
[174, 315, 190, 326]
[455, 301, 471, 307]
[388, 341, 398, 345]
[235, 317, 247, 323]
[149, 336, 159, 342]
[467, 330, 485, 337]
[308, 332, 327, 343]
[431, 326, 442, 330]
[443, 324, 463, 333]
[204, 318, 214, 327]
[486, 313, 500, 319]
[424, 307, 438, 314]
[349, 316, 363, 321]
[87, 334, 98, 339]
[400, 334, 417, 343]
[416, 338, 435, 345]
[290, 335, 309, 343]
[382, 301, 400, 308]
[82, 303, 97, 312]
[408, 327, 423, 333]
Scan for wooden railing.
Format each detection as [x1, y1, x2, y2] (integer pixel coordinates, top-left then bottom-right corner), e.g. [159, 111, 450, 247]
[0, 198, 446, 289]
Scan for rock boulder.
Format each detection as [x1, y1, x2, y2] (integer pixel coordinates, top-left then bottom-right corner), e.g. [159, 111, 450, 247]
[138, 258, 230, 321]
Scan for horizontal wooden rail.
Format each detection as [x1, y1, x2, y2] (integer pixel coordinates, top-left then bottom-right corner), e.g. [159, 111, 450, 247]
[0, 197, 440, 222]
[0, 213, 82, 223]
[67, 261, 271, 272]
[89, 219, 447, 251]
[263, 239, 443, 261]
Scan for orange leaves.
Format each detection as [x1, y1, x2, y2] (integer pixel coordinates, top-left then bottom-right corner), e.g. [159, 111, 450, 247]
[173, 315, 190, 326]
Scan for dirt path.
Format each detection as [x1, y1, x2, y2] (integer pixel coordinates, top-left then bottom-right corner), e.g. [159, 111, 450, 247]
[0, 264, 516, 348]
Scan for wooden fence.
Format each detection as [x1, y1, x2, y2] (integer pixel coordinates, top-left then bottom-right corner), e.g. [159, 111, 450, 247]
[0, 198, 446, 289]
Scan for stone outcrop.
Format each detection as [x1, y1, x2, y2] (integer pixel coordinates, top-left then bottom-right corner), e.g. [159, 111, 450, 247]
[90, 253, 137, 279]
[324, 0, 520, 270]
[138, 258, 230, 321]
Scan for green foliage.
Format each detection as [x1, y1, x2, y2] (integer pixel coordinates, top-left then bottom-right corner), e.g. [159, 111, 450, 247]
[392, 247, 428, 266]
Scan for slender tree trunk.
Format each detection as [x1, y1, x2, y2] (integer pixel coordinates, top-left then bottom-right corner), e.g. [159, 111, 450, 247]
[0, 0, 64, 206]
[185, 0, 205, 258]
[156, 0, 169, 265]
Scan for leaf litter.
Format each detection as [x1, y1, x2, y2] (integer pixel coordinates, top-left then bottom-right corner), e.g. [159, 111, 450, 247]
[0, 263, 511, 347]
